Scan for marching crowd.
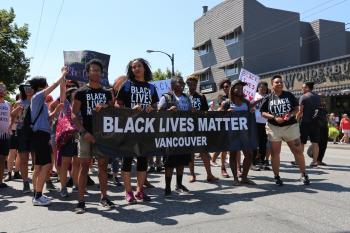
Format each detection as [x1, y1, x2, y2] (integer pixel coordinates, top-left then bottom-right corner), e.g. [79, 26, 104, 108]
[0, 57, 343, 214]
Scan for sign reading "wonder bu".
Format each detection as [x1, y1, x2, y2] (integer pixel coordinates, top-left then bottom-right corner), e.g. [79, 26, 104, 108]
[93, 108, 257, 157]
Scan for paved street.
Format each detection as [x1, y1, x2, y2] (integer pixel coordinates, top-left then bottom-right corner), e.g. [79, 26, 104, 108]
[1, 143, 350, 233]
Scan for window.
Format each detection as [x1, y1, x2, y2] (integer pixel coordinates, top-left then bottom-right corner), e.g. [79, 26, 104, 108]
[300, 37, 303, 47]
[224, 31, 239, 46]
[224, 63, 240, 77]
[200, 72, 210, 82]
[198, 43, 211, 56]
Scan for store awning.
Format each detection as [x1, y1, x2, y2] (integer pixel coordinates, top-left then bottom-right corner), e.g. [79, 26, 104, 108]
[218, 26, 242, 39]
[217, 57, 242, 69]
[192, 39, 211, 50]
[191, 67, 211, 76]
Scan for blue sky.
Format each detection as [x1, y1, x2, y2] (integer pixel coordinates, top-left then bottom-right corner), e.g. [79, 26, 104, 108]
[1, 0, 349, 96]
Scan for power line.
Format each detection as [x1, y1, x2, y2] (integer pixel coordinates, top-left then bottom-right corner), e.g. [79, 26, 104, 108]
[32, 0, 45, 60]
[39, 0, 65, 73]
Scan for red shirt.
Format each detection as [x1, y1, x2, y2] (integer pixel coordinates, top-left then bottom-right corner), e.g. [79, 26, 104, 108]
[340, 118, 350, 130]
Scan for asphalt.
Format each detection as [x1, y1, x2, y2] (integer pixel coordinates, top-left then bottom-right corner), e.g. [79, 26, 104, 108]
[1, 142, 350, 233]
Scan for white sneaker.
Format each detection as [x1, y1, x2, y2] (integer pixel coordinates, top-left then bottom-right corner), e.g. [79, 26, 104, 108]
[42, 194, 53, 201]
[33, 196, 51, 206]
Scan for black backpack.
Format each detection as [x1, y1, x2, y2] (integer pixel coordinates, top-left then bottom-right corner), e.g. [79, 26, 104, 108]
[22, 105, 44, 138]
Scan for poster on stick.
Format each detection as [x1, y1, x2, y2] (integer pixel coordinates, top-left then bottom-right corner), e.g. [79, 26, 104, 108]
[238, 68, 260, 101]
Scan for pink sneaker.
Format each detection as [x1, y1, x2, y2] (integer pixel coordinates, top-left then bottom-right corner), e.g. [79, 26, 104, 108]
[135, 190, 151, 202]
[125, 191, 137, 204]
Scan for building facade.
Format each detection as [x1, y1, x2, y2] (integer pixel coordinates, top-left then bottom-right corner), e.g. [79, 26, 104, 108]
[193, 0, 350, 101]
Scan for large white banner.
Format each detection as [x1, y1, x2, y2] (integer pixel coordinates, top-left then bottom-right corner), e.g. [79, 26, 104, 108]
[151, 79, 171, 99]
[239, 68, 260, 101]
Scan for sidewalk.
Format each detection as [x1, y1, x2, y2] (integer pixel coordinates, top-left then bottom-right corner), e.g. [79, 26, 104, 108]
[325, 142, 350, 150]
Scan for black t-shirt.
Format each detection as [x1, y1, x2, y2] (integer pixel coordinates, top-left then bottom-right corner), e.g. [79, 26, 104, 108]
[117, 79, 159, 109]
[299, 91, 321, 123]
[75, 85, 112, 133]
[189, 92, 209, 111]
[260, 91, 298, 127]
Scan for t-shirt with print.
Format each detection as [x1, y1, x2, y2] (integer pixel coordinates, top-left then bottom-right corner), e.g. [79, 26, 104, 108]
[254, 92, 268, 124]
[299, 91, 320, 123]
[0, 100, 11, 139]
[189, 92, 209, 111]
[16, 99, 30, 130]
[158, 93, 192, 111]
[117, 80, 159, 109]
[260, 91, 298, 127]
[75, 85, 112, 133]
[31, 90, 51, 134]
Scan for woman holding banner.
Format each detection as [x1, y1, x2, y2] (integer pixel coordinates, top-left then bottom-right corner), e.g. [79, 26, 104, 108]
[158, 76, 193, 196]
[116, 58, 159, 204]
[211, 79, 231, 178]
[221, 80, 256, 186]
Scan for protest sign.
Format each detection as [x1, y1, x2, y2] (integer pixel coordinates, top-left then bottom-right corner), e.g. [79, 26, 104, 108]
[63, 50, 110, 87]
[239, 68, 260, 101]
[93, 108, 257, 157]
[150, 79, 171, 99]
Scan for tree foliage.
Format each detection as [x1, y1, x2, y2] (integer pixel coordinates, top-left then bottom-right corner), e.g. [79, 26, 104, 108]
[152, 68, 182, 81]
[0, 8, 30, 93]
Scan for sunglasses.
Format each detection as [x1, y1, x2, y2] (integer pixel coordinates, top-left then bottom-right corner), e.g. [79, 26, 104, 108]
[23, 86, 33, 92]
[223, 85, 230, 89]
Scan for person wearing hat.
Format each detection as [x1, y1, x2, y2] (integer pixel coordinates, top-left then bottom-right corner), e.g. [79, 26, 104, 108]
[54, 81, 80, 198]
[261, 75, 310, 186]
[186, 75, 218, 183]
[10, 81, 35, 193]
[221, 79, 256, 185]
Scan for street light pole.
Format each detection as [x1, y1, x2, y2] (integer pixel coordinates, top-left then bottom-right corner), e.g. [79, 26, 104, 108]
[146, 50, 175, 76]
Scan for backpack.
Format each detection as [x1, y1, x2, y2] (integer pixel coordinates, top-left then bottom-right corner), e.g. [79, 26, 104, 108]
[55, 103, 78, 149]
[22, 104, 44, 138]
[162, 92, 192, 110]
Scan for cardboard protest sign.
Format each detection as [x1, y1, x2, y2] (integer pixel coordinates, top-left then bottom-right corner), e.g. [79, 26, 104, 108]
[239, 68, 260, 101]
[63, 50, 110, 87]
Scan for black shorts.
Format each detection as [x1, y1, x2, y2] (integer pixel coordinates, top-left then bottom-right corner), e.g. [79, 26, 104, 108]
[9, 130, 18, 150]
[17, 129, 32, 153]
[60, 139, 78, 157]
[0, 138, 10, 156]
[163, 154, 191, 168]
[32, 131, 52, 166]
[300, 121, 320, 144]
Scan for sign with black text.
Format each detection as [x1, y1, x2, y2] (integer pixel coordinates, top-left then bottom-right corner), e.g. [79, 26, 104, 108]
[93, 108, 257, 157]
[63, 50, 110, 87]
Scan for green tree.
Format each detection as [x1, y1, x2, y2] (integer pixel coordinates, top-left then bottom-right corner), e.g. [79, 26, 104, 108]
[152, 68, 181, 81]
[0, 8, 30, 93]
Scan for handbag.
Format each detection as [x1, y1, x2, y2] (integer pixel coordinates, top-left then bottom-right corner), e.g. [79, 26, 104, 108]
[55, 104, 78, 149]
